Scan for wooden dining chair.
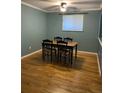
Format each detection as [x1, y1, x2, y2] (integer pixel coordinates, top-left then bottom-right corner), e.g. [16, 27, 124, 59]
[57, 40, 71, 64]
[63, 37, 73, 42]
[54, 36, 62, 41]
[42, 39, 56, 62]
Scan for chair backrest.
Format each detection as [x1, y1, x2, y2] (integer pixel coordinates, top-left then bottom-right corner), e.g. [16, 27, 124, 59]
[57, 41, 71, 54]
[43, 39, 52, 44]
[54, 36, 62, 41]
[42, 39, 53, 49]
[57, 40, 67, 46]
[63, 37, 73, 42]
[57, 40, 68, 50]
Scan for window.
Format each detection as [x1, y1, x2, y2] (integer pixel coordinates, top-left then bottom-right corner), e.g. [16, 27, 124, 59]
[62, 15, 84, 31]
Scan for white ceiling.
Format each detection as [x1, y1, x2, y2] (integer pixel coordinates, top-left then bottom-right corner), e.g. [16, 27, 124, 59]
[22, 0, 102, 13]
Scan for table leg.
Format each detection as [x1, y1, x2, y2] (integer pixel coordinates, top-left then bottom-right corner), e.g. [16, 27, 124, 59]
[75, 45, 77, 60]
[42, 49, 44, 60]
[51, 48, 52, 62]
[70, 48, 73, 65]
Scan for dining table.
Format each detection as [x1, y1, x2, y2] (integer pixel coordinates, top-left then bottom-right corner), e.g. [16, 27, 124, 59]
[42, 40, 78, 64]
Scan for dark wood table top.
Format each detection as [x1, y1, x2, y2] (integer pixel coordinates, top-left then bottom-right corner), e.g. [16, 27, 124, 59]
[52, 40, 78, 47]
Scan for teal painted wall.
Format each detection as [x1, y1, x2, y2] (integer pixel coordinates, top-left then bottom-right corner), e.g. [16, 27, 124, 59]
[21, 4, 47, 56]
[21, 4, 101, 56]
[47, 13, 101, 52]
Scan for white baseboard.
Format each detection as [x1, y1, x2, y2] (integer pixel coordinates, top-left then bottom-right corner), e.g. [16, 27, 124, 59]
[96, 54, 101, 76]
[21, 49, 101, 76]
[77, 50, 97, 55]
[78, 50, 101, 76]
[21, 50, 97, 59]
[21, 49, 42, 59]
[98, 37, 102, 47]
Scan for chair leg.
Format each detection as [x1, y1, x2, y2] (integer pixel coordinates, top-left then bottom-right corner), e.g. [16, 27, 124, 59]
[60, 53, 62, 62]
[42, 49, 45, 60]
[70, 49, 73, 65]
[64, 56, 66, 63]
[50, 51, 52, 62]
[55, 50, 57, 61]
[57, 54, 59, 62]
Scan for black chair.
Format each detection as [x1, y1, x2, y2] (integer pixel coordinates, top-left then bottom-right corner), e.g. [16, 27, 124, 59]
[63, 37, 73, 42]
[42, 39, 56, 62]
[54, 36, 62, 41]
[53, 36, 63, 53]
[57, 40, 71, 64]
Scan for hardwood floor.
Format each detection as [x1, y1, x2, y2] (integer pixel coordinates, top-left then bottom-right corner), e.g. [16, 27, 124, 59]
[21, 51, 102, 93]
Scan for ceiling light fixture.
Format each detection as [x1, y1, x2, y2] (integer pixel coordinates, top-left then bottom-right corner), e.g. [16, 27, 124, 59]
[61, 2, 67, 8]
[60, 2, 67, 12]
[60, 7, 66, 12]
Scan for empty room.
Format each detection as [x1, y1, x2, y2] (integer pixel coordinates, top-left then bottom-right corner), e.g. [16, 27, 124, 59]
[21, 0, 102, 93]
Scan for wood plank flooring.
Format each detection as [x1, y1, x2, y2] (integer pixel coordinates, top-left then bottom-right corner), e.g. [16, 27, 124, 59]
[21, 51, 102, 93]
